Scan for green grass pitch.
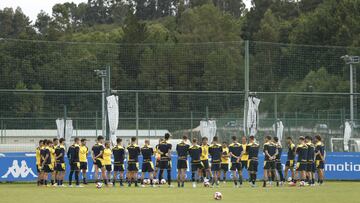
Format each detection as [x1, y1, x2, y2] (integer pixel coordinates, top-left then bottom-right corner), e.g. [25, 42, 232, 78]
[0, 182, 359, 203]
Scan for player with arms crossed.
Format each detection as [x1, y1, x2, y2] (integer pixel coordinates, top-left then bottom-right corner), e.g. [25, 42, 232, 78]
[67, 137, 82, 187]
[41, 140, 53, 186]
[103, 142, 112, 184]
[246, 135, 260, 187]
[305, 136, 316, 186]
[176, 135, 190, 187]
[314, 135, 325, 185]
[285, 137, 296, 183]
[55, 138, 66, 187]
[188, 138, 203, 188]
[263, 135, 278, 187]
[112, 138, 125, 187]
[200, 137, 212, 182]
[154, 138, 164, 180]
[240, 136, 249, 181]
[127, 137, 141, 187]
[50, 138, 58, 186]
[79, 138, 88, 185]
[220, 142, 229, 183]
[141, 139, 155, 187]
[228, 136, 243, 187]
[92, 136, 107, 185]
[36, 140, 44, 186]
[273, 136, 285, 185]
[157, 133, 173, 187]
[294, 136, 308, 186]
[209, 136, 222, 187]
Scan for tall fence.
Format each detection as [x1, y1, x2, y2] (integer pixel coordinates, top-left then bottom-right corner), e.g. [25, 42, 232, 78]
[0, 39, 360, 152]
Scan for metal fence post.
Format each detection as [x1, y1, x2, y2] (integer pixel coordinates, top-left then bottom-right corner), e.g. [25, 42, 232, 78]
[95, 111, 98, 137]
[274, 93, 278, 135]
[105, 65, 111, 141]
[190, 111, 193, 139]
[63, 105, 67, 139]
[243, 40, 250, 136]
[136, 91, 139, 143]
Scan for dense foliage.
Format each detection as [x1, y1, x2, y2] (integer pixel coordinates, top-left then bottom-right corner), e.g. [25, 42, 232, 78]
[1, 0, 359, 127]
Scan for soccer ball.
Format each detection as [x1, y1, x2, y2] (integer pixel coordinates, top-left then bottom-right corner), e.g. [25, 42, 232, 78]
[153, 179, 159, 185]
[204, 181, 210, 187]
[287, 177, 292, 182]
[96, 182, 103, 189]
[160, 179, 167, 185]
[143, 179, 150, 185]
[214, 192, 222, 200]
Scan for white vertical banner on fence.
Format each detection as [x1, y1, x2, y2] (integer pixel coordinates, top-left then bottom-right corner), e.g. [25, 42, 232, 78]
[343, 121, 352, 151]
[65, 119, 73, 148]
[200, 120, 209, 140]
[107, 95, 119, 146]
[56, 119, 65, 139]
[208, 119, 217, 142]
[247, 96, 260, 137]
[273, 120, 284, 141]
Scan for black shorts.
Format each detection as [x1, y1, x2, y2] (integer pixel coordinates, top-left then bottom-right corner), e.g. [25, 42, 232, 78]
[230, 162, 242, 171]
[142, 162, 154, 172]
[201, 160, 210, 169]
[105, 165, 112, 172]
[55, 163, 66, 172]
[316, 160, 324, 169]
[159, 160, 171, 169]
[211, 163, 221, 171]
[264, 160, 275, 170]
[286, 160, 295, 168]
[191, 162, 204, 172]
[94, 159, 103, 168]
[275, 161, 282, 171]
[177, 159, 188, 169]
[43, 164, 54, 173]
[307, 162, 316, 172]
[128, 162, 139, 171]
[296, 162, 307, 171]
[248, 160, 258, 172]
[114, 164, 125, 172]
[70, 162, 80, 171]
[241, 161, 248, 169]
[220, 163, 229, 172]
[80, 162, 87, 170]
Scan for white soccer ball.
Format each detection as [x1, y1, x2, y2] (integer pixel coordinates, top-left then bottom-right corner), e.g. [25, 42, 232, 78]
[153, 179, 159, 185]
[143, 179, 150, 185]
[287, 177, 292, 182]
[96, 182, 103, 189]
[204, 181, 210, 187]
[160, 179, 167, 185]
[214, 192, 222, 200]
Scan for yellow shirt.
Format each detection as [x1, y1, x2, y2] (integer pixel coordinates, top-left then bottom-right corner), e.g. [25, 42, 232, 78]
[221, 147, 229, 164]
[49, 146, 55, 164]
[36, 147, 41, 165]
[241, 144, 249, 161]
[79, 145, 88, 162]
[201, 144, 209, 161]
[103, 148, 112, 165]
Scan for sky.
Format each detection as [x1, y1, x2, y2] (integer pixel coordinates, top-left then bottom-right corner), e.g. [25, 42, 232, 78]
[0, 0, 252, 23]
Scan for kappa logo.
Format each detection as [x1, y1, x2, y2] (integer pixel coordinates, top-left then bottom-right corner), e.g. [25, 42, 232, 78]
[1, 160, 37, 178]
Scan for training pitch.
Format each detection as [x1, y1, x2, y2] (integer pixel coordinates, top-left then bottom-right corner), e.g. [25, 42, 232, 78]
[0, 182, 359, 203]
